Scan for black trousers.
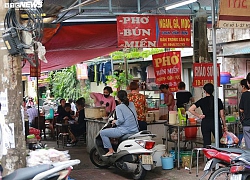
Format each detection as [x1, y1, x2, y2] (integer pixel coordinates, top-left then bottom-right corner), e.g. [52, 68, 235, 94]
[138, 120, 147, 131]
[201, 118, 223, 147]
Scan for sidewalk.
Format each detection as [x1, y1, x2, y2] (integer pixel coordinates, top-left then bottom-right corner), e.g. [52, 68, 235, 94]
[43, 140, 210, 180]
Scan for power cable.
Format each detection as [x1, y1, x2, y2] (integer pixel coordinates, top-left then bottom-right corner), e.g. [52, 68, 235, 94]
[3, 1, 43, 67]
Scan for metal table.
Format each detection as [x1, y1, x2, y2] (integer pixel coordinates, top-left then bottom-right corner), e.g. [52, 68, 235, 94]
[164, 122, 201, 170]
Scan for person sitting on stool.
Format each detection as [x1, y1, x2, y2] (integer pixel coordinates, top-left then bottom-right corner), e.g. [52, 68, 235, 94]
[67, 97, 86, 147]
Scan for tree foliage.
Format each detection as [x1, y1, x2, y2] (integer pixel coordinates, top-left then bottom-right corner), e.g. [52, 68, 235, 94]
[48, 66, 83, 100]
[111, 48, 165, 60]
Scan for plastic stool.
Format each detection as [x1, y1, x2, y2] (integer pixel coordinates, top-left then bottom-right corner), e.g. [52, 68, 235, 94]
[57, 133, 69, 148]
[189, 148, 204, 177]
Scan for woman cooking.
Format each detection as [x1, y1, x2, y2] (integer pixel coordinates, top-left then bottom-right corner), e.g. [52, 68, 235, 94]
[90, 86, 116, 116]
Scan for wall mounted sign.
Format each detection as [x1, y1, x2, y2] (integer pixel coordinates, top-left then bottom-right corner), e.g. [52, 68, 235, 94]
[192, 63, 220, 87]
[152, 51, 182, 92]
[218, 0, 250, 28]
[30, 62, 41, 77]
[117, 15, 191, 48]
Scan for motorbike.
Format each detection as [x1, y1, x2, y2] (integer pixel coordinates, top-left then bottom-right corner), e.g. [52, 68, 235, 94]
[200, 145, 246, 180]
[89, 120, 157, 180]
[1, 159, 80, 180]
[227, 151, 250, 180]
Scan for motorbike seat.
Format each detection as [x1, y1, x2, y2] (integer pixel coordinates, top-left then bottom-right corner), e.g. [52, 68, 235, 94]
[119, 133, 134, 142]
[235, 153, 250, 162]
[213, 147, 246, 154]
[3, 164, 53, 180]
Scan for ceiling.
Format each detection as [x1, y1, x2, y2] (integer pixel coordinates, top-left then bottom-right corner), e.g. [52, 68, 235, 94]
[43, 0, 217, 23]
[22, 0, 219, 73]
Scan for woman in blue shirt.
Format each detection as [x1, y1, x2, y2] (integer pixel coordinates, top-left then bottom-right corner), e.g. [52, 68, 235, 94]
[100, 90, 139, 157]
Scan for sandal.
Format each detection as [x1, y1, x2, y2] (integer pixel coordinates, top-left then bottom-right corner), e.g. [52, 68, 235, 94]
[102, 152, 114, 157]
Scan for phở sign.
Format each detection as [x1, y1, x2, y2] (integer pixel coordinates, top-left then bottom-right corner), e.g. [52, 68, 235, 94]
[117, 15, 191, 48]
[152, 51, 182, 92]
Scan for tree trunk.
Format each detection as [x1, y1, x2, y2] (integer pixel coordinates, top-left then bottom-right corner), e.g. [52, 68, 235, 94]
[0, 1, 27, 175]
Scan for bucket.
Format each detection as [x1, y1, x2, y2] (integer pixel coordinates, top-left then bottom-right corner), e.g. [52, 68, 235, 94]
[169, 111, 177, 125]
[180, 151, 192, 168]
[169, 150, 175, 160]
[161, 156, 174, 170]
[153, 144, 166, 167]
[220, 72, 231, 84]
[185, 127, 198, 138]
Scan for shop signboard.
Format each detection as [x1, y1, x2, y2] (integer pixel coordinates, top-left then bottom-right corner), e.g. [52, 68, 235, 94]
[152, 51, 182, 92]
[30, 63, 41, 77]
[192, 63, 220, 87]
[117, 15, 191, 48]
[218, 0, 250, 28]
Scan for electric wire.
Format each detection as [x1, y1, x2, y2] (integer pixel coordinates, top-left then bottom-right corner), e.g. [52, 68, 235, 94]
[3, 1, 44, 67]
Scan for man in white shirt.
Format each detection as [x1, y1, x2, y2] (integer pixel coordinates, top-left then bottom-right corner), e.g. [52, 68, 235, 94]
[26, 106, 38, 126]
[68, 99, 76, 115]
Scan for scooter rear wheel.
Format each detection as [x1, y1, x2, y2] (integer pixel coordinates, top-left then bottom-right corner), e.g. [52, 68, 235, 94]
[132, 163, 147, 180]
[208, 167, 230, 180]
[89, 147, 110, 168]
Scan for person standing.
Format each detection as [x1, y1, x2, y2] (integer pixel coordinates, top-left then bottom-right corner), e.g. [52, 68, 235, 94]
[128, 82, 148, 131]
[188, 83, 227, 147]
[239, 73, 250, 149]
[176, 81, 194, 108]
[26, 106, 38, 127]
[159, 84, 175, 111]
[90, 86, 116, 116]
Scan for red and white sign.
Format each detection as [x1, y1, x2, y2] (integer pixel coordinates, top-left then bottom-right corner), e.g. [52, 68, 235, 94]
[192, 63, 220, 87]
[152, 51, 182, 92]
[117, 15, 191, 48]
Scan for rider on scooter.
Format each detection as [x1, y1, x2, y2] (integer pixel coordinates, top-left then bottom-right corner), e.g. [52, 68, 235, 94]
[100, 90, 139, 157]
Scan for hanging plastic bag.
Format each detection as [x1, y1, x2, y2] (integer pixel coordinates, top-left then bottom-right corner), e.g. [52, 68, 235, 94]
[220, 131, 239, 145]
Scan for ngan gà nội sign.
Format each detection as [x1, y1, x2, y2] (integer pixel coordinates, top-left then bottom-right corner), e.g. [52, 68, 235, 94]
[117, 15, 191, 48]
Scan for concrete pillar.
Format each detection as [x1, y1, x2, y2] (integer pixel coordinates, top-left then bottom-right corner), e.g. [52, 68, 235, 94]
[192, 9, 210, 103]
[0, 2, 26, 175]
[193, 9, 210, 63]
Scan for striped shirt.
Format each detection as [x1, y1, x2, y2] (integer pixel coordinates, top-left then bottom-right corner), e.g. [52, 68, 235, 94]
[26, 107, 38, 124]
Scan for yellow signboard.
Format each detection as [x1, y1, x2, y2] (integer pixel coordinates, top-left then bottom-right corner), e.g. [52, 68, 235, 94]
[218, 0, 250, 28]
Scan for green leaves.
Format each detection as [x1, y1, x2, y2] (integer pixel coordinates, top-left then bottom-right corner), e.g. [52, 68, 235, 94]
[111, 48, 165, 60]
[106, 71, 133, 90]
[48, 66, 83, 100]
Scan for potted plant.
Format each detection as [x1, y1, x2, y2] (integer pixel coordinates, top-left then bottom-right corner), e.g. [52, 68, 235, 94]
[107, 71, 133, 95]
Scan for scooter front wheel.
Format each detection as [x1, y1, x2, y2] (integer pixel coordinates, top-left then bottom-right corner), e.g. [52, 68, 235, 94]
[132, 163, 147, 180]
[89, 147, 110, 168]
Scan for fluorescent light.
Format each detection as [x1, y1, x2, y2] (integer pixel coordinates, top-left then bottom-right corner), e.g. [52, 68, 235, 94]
[164, 0, 197, 10]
